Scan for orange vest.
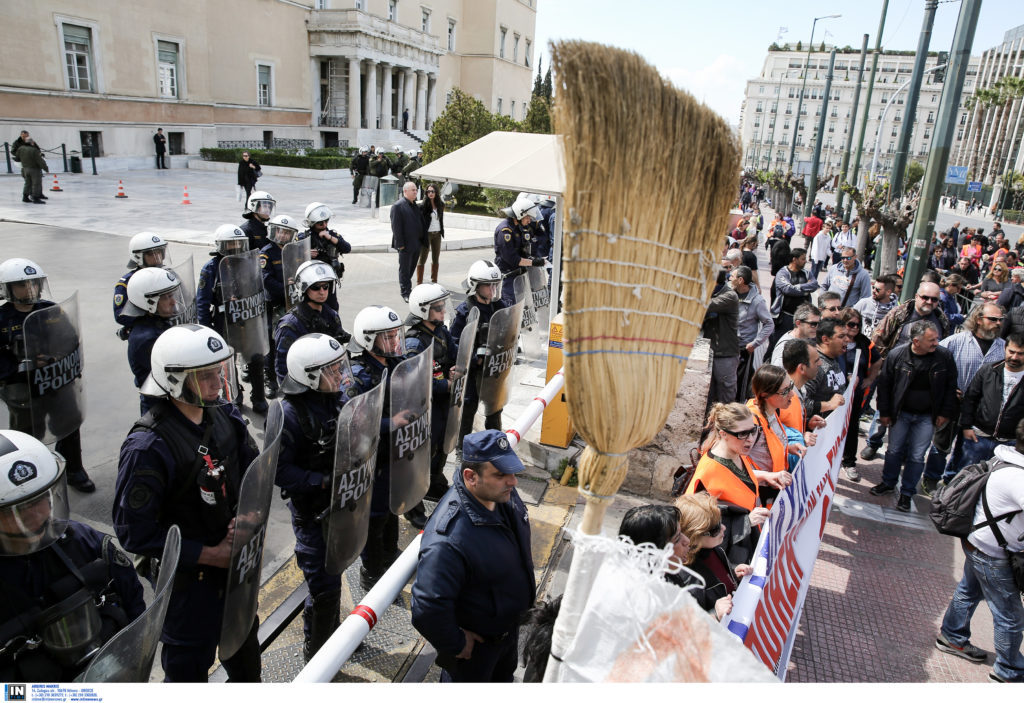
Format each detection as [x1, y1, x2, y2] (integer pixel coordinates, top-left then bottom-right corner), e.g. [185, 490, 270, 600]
[778, 390, 805, 434]
[685, 452, 760, 512]
[746, 399, 788, 473]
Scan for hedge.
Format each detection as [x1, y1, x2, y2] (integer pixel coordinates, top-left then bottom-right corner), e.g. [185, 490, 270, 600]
[199, 148, 351, 170]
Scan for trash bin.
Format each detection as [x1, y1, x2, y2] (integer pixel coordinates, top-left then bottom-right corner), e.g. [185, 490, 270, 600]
[70, 156, 82, 174]
[379, 175, 401, 207]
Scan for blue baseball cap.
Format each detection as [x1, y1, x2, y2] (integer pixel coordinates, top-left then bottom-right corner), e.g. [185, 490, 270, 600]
[462, 430, 525, 474]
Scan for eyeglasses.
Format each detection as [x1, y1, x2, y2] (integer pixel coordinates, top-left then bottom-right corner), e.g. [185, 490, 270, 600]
[823, 306, 840, 312]
[841, 256, 855, 261]
[846, 321, 861, 328]
[721, 425, 761, 441]
[701, 523, 725, 538]
[308, 283, 331, 291]
[798, 319, 820, 327]
[774, 382, 795, 396]
[918, 295, 939, 302]
[982, 316, 1005, 323]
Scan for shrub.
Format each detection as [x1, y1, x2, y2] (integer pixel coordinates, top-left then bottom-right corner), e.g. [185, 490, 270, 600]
[199, 148, 350, 170]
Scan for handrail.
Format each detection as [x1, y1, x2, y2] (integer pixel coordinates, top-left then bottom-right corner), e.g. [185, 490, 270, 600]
[294, 366, 567, 683]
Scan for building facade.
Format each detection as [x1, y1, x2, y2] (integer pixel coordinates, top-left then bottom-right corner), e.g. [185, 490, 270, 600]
[0, 0, 536, 163]
[952, 24, 1024, 209]
[739, 46, 979, 187]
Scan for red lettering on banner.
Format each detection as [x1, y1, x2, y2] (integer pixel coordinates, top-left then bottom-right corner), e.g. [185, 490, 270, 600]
[745, 532, 806, 670]
[819, 495, 831, 537]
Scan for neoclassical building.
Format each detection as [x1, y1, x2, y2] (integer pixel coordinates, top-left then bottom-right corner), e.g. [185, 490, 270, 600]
[0, 0, 536, 163]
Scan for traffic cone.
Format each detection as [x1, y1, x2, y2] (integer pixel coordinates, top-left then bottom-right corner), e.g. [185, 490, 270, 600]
[115, 180, 128, 198]
[50, 174, 62, 192]
[181, 186, 191, 205]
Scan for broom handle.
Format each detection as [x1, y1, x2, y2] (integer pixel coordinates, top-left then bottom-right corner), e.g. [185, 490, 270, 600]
[579, 494, 614, 535]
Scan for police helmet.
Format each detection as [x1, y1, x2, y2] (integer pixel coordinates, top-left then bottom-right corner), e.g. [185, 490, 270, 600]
[465, 259, 503, 298]
[214, 224, 248, 257]
[267, 214, 299, 246]
[510, 195, 540, 222]
[0, 429, 69, 556]
[359, 145, 369, 154]
[128, 232, 170, 268]
[407, 283, 451, 322]
[0, 258, 51, 305]
[294, 260, 338, 298]
[245, 190, 276, 219]
[284, 333, 354, 394]
[392, 144, 403, 153]
[140, 324, 237, 406]
[124, 267, 185, 318]
[351, 305, 405, 357]
[407, 149, 417, 158]
[303, 202, 333, 229]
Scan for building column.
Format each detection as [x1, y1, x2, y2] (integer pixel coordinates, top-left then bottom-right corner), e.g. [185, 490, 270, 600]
[347, 57, 361, 130]
[426, 73, 437, 128]
[396, 70, 406, 122]
[380, 63, 393, 131]
[404, 68, 416, 130]
[363, 59, 378, 130]
[415, 70, 427, 131]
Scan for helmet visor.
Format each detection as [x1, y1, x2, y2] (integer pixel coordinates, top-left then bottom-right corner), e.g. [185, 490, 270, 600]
[471, 279, 502, 302]
[268, 224, 296, 246]
[140, 246, 168, 267]
[0, 466, 69, 557]
[253, 200, 275, 219]
[3, 278, 51, 305]
[315, 355, 355, 393]
[217, 239, 247, 256]
[372, 326, 406, 357]
[424, 297, 452, 325]
[177, 358, 238, 407]
[153, 285, 188, 318]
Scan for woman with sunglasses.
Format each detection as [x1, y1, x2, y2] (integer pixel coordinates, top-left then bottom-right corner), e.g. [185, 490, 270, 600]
[675, 492, 753, 621]
[838, 307, 877, 480]
[976, 261, 1010, 302]
[746, 365, 805, 492]
[416, 183, 445, 285]
[685, 402, 792, 564]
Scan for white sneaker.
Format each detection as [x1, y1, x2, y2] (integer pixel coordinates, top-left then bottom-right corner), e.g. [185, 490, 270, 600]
[844, 465, 861, 482]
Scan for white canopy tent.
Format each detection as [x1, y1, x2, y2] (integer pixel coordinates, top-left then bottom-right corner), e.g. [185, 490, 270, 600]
[412, 131, 568, 320]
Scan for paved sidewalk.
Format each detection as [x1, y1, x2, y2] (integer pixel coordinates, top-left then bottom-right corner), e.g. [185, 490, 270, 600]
[0, 166, 494, 251]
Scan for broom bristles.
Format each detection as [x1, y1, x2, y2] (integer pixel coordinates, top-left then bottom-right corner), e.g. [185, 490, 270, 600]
[552, 41, 740, 501]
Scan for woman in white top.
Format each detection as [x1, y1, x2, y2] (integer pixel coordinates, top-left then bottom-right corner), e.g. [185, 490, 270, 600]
[416, 183, 445, 284]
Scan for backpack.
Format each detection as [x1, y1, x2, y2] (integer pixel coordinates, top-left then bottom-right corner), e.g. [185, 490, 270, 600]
[773, 224, 786, 238]
[929, 460, 1021, 537]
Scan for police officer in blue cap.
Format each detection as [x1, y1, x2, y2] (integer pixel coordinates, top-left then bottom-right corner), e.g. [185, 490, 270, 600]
[411, 429, 535, 682]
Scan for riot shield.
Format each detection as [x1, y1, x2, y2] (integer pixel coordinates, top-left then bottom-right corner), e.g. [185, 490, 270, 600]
[359, 175, 380, 208]
[325, 378, 386, 575]
[219, 399, 284, 660]
[388, 348, 433, 515]
[516, 273, 538, 331]
[478, 297, 524, 416]
[219, 249, 269, 362]
[80, 526, 182, 683]
[442, 308, 478, 455]
[169, 255, 197, 326]
[20, 293, 85, 443]
[527, 265, 550, 313]
[282, 237, 311, 307]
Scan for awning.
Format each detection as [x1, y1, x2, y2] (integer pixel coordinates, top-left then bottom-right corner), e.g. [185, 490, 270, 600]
[411, 131, 565, 196]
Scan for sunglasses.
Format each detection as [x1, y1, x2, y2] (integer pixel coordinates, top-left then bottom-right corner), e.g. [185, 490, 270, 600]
[982, 316, 1005, 323]
[846, 321, 861, 328]
[427, 190, 436, 194]
[918, 294, 939, 302]
[799, 319, 820, 326]
[721, 425, 761, 441]
[841, 256, 855, 261]
[308, 283, 331, 291]
[774, 382, 795, 396]
[702, 523, 725, 538]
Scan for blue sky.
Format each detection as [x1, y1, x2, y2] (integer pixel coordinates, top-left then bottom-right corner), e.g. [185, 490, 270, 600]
[533, 0, 1022, 125]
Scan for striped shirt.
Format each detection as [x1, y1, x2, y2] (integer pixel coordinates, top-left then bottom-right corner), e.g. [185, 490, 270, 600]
[939, 330, 1006, 391]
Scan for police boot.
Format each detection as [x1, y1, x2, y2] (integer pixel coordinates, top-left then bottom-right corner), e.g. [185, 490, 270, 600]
[416, 265, 424, 285]
[249, 360, 268, 414]
[430, 263, 439, 283]
[56, 430, 95, 493]
[265, 372, 279, 400]
[403, 501, 427, 530]
[303, 590, 341, 662]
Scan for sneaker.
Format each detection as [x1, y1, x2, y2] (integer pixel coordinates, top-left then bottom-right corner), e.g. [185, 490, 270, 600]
[896, 494, 912, 512]
[989, 672, 1006, 683]
[935, 634, 987, 662]
[844, 465, 861, 482]
[869, 482, 895, 496]
[860, 446, 879, 461]
[921, 478, 938, 498]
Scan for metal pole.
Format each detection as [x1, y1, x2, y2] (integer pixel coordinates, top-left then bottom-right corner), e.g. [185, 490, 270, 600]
[837, 35, 869, 215]
[806, 50, 837, 217]
[901, 0, 982, 303]
[765, 74, 785, 170]
[870, 79, 915, 181]
[889, 0, 938, 203]
[788, 23, 817, 172]
[847, 0, 890, 223]
[90, 150, 97, 175]
[4, 143, 10, 175]
[62, 143, 68, 173]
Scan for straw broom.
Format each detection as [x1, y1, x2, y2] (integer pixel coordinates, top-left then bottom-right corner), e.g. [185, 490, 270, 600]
[543, 40, 740, 681]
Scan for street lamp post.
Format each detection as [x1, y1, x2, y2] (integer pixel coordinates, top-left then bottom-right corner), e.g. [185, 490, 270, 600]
[869, 63, 947, 181]
[788, 14, 841, 173]
[765, 69, 802, 172]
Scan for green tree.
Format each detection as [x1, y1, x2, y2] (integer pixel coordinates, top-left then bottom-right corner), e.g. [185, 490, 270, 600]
[421, 87, 497, 165]
[523, 96, 553, 134]
[533, 56, 543, 98]
[542, 66, 552, 100]
[904, 161, 925, 192]
[796, 40, 802, 51]
[819, 41, 825, 52]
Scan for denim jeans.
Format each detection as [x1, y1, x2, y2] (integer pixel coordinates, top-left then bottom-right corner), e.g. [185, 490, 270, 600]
[924, 419, 959, 483]
[957, 435, 1015, 474]
[866, 409, 888, 449]
[880, 411, 935, 496]
[941, 544, 1024, 682]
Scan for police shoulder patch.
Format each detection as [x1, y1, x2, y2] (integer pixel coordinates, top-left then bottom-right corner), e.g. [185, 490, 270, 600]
[259, 256, 268, 268]
[127, 484, 153, 510]
[504, 233, 512, 242]
[114, 294, 125, 306]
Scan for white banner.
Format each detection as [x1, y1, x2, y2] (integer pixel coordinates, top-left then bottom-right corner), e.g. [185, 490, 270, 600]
[721, 351, 859, 680]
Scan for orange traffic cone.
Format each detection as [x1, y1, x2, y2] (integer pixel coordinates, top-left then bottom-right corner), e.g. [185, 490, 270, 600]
[50, 174, 62, 192]
[181, 186, 191, 205]
[115, 180, 128, 198]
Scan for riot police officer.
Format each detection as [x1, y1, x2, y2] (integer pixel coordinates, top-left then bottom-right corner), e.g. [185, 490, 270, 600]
[390, 145, 408, 177]
[197, 224, 249, 334]
[113, 324, 261, 682]
[275, 333, 354, 660]
[113, 232, 170, 338]
[121, 267, 189, 415]
[402, 150, 422, 183]
[347, 306, 413, 589]
[259, 214, 301, 403]
[451, 260, 507, 448]
[350, 146, 370, 204]
[405, 284, 457, 505]
[494, 195, 546, 307]
[301, 202, 351, 312]
[274, 261, 350, 386]
[240, 190, 276, 251]
[0, 258, 93, 492]
[0, 429, 145, 682]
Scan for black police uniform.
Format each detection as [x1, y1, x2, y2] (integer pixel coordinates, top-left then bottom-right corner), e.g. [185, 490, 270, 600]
[351, 153, 370, 204]
[197, 254, 227, 334]
[259, 241, 288, 398]
[113, 400, 261, 682]
[113, 267, 140, 339]
[493, 217, 540, 307]
[300, 226, 351, 312]
[240, 215, 269, 252]
[274, 301, 350, 385]
[0, 522, 146, 682]
[450, 297, 507, 446]
[405, 318, 457, 498]
[126, 314, 172, 416]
